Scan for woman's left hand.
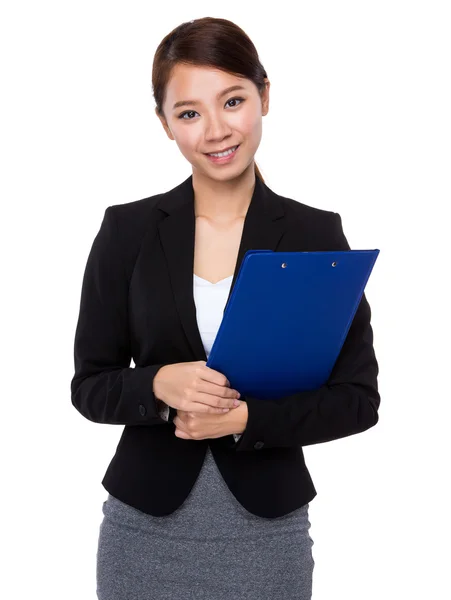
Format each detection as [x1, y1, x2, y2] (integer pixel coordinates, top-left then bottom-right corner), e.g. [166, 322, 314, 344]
[174, 402, 247, 440]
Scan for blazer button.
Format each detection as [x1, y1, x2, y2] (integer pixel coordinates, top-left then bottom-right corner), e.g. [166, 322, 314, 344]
[138, 404, 147, 416]
[254, 441, 264, 450]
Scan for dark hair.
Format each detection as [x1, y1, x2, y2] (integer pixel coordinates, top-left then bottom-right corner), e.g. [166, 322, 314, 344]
[152, 17, 268, 183]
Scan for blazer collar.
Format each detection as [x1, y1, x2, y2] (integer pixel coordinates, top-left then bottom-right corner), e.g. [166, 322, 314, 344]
[155, 174, 287, 361]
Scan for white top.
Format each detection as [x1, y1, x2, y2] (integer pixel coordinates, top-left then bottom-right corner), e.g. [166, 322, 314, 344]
[158, 274, 242, 442]
[192, 273, 234, 357]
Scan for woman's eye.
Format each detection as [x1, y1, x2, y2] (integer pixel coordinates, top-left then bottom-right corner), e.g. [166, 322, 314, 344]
[226, 97, 244, 108]
[178, 110, 198, 120]
[178, 97, 245, 120]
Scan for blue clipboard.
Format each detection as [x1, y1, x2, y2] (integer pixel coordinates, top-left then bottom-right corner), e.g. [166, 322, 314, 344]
[206, 249, 379, 399]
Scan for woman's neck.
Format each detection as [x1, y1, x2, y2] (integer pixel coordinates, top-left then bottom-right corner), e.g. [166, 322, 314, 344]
[192, 164, 256, 222]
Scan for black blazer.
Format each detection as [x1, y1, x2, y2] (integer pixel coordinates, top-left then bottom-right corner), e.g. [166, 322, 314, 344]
[70, 174, 380, 518]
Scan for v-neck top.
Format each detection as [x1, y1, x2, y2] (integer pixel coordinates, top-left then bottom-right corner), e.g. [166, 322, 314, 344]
[193, 273, 234, 286]
[192, 273, 233, 357]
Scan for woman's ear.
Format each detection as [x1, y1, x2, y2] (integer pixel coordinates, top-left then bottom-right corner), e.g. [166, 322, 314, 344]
[261, 79, 270, 116]
[155, 107, 175, 141]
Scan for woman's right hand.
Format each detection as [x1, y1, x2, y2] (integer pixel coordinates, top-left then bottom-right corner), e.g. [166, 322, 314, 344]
[152, 361, 241, 414]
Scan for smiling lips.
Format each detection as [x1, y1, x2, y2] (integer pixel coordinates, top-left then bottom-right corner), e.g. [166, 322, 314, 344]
[205, 144, 240, 163]
[206, 144, 239, 156]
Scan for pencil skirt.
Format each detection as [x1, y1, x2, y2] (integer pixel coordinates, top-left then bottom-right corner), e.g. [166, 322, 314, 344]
[96, 447, 315, 600]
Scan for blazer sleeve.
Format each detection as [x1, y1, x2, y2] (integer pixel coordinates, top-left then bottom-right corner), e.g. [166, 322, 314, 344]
[230, 212, 380, 451]
[70, 206, 174, 426]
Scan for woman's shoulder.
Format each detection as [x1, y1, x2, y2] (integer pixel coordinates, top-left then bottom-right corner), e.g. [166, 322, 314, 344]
[268, 185, 339, 232]
[98, 192, 166, 276]
[109, 191, 165, 222]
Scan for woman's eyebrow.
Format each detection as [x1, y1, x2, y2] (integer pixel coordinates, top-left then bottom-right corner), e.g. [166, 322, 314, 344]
[172, 85, 247, 110]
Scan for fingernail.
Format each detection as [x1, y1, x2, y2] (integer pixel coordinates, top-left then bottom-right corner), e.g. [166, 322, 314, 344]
[233, 399, 240, 407]
[223, 408, 230, 412]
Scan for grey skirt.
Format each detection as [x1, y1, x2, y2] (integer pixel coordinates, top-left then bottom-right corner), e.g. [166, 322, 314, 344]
[96, 447, 315, 600]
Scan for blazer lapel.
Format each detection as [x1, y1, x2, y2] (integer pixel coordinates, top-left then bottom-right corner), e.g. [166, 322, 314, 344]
[157, 174, 287, 361]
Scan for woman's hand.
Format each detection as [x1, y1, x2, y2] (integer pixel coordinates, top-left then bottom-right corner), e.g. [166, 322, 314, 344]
[153, 361, 241, 414]
[174, 402, 248, 440]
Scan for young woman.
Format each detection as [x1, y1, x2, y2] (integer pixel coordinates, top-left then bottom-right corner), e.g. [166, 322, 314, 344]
[71, 16, 380, 600]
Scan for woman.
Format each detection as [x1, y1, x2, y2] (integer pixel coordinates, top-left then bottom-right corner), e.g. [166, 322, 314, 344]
[71, 16, 380, 600]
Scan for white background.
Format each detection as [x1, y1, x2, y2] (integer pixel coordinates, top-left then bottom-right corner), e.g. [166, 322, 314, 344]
[1, 1, 450, 598]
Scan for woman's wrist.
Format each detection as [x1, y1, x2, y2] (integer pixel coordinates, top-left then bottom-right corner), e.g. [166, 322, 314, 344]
[229, 400, 248, 434]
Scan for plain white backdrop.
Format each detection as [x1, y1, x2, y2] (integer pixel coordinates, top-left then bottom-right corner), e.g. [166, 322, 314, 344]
[1, 1, 450, 598]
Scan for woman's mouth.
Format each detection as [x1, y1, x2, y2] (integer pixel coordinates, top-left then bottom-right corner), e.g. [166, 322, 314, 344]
[205, 144, 240, 164]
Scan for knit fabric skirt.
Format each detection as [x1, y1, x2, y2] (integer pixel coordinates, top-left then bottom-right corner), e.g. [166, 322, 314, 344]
[96, 446, 315, 599]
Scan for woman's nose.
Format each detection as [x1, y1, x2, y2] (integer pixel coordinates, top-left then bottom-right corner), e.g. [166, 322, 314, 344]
[204, 117, 231, 140]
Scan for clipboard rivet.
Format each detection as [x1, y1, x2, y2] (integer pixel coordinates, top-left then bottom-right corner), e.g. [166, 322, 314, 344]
[281, 263, 287, 268]
[332, 261, 337, 267]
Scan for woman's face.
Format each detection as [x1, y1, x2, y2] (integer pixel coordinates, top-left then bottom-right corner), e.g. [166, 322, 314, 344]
[157, 64, 270, 181]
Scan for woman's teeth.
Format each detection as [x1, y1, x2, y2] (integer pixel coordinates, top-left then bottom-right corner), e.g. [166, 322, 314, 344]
[208, 145, 238, 157]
